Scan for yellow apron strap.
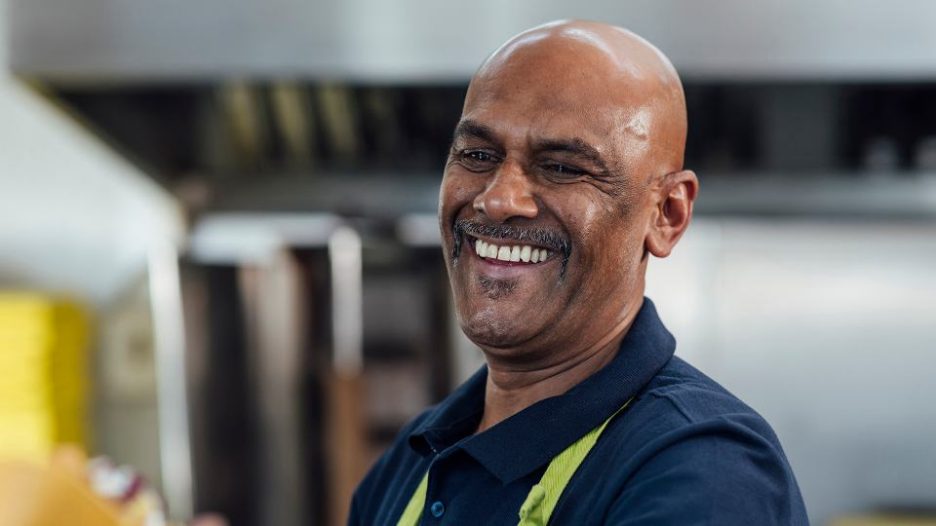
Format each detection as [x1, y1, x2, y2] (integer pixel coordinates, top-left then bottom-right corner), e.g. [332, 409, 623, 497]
[517, 399, 632, 525]
[397, 471, 429, 526]
[397, 399, 632, 526]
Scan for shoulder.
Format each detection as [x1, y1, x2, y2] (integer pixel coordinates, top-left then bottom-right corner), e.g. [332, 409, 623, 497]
[622, 355, 785, 449]
[597, 357, 809, 524]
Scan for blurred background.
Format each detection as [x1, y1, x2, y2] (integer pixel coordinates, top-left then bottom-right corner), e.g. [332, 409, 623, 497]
[1, 0, 935, 525]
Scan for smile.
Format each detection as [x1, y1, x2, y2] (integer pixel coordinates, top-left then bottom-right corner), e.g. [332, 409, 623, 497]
[470, 236, 552, 264]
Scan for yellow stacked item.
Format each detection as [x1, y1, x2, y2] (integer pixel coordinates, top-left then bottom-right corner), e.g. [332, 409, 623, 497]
[0, 293, 91, 461]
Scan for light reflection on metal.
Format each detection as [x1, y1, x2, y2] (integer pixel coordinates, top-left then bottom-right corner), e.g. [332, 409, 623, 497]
[396, 213, 442, 247]
[189, 213, 342, 264]
[148, 238, 194, 520]
[328, 226, 363, 376]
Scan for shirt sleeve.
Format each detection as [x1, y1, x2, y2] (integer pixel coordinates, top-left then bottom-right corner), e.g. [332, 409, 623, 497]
[604, 414, 809, 526]
[346, 490, 363, 526]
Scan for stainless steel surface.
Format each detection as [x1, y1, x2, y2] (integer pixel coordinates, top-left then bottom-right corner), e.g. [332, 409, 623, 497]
[9, 0, 936, 81]
[188, 212, 364, 374]
[148, 238, 194, 519]
[397, 213, 442, 247]
[207, 176, 442, 218]
[188, 213, 343, 264]
[695, 173, 936, 218]
[239, 250, 307, 526]
[328, 226, 363, 376]
[186, 212, 364, 523]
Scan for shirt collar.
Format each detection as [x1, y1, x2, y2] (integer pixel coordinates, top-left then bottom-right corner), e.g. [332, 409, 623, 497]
[408, 297, 676, 483]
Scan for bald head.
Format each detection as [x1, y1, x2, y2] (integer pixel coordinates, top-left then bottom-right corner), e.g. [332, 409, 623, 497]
[467, 20, 688, 177]
[439, 20, 698, 357]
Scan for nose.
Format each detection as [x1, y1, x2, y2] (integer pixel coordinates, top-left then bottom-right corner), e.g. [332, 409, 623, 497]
[473, 160, 539, 222]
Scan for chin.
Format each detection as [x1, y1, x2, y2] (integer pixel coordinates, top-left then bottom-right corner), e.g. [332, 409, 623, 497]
[457, 305, 538, 351]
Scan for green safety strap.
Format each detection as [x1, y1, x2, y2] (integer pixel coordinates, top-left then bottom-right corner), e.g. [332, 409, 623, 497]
[397, 470, 429, 526]
[396, 398, 632, 526]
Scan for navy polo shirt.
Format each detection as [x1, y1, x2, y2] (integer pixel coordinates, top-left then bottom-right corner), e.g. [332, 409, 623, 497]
[350, 299, 809, 525]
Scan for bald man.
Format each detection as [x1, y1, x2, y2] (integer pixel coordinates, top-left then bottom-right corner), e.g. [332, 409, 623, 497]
[350, 21, 808, 525]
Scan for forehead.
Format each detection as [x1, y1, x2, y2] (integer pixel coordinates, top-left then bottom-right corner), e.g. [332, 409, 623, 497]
[461, 41, 655, 156]
[462, 81, 637, 145]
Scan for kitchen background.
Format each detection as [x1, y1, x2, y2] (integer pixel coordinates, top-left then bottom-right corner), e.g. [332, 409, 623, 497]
[1, 1, 935, 525]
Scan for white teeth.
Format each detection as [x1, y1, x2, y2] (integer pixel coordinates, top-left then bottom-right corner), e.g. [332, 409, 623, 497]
[472, 238, 550, 264]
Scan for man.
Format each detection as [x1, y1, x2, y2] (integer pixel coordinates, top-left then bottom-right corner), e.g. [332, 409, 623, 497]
[350, 20, 808, 525]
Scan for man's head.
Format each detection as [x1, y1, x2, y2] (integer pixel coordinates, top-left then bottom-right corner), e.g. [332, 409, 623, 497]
[439, 20, 698, 364]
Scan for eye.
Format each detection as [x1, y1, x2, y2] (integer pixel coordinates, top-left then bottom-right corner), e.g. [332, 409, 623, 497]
[467, 151, 494, 162]
[457, 149, 500, 172]
[542, 162, 587, 178]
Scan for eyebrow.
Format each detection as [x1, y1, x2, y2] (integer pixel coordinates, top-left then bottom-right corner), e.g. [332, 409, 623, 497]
[451, 118, 611, 173]
[533, 137, 610, 173]
[451, 119, 498, 145]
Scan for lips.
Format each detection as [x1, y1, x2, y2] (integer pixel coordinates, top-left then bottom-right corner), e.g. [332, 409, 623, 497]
[452, 218, 570, 261]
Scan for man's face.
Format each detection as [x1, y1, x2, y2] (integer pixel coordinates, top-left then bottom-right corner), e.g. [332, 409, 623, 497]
[439, 45, 658, 361]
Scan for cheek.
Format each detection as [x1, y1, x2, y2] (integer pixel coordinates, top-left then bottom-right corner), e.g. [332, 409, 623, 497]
[440, 170, 483, 218]
[563, 193, 643, 269]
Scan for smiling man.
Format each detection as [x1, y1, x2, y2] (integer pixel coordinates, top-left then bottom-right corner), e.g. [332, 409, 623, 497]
[350, 20, 808, 525]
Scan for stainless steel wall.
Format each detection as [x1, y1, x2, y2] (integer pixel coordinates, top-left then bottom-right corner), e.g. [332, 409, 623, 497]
[647, 218, 936, 525]
[9, 0, 936, 81]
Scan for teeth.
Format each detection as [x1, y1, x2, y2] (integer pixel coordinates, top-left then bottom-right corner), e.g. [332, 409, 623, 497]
[472, 238, 551, 264]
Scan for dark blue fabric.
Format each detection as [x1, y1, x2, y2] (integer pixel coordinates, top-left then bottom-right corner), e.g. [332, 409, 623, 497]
[349, 299, 809, 525]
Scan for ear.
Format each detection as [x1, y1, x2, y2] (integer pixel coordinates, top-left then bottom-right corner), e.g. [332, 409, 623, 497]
[645, 170, 699, 258]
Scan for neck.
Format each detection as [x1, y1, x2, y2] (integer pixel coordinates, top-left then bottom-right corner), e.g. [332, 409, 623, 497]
[475, 306, 640, 433]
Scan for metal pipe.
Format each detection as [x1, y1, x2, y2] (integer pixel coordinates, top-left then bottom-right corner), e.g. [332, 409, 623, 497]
[328, 226, 363, 376]
[148, 238, 194, 519]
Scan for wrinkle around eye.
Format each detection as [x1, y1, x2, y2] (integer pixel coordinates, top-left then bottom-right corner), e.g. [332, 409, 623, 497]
[538, 162, 591, 184]
[454, 148, 501, 173]
[544, 163, 587, 176]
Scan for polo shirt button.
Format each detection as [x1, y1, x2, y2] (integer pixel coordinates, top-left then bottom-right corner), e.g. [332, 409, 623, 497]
[430, 500, 445, 518]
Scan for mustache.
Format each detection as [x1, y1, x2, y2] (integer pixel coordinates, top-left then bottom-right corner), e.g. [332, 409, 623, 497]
[452, 218, 572, 260]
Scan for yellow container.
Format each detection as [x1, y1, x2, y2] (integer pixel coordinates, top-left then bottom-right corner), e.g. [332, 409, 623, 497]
[0, 293, 91, 462]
